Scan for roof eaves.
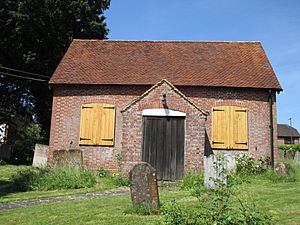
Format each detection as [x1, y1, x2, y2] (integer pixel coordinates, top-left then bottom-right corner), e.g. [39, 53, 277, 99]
[72, 39, 262, 44]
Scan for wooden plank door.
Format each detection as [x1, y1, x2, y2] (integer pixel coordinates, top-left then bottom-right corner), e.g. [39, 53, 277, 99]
[142, 116, 185, 180]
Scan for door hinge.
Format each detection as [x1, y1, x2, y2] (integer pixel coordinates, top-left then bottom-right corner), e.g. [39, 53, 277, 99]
[212, 141, 225, 144]
[103, 106, 115, 109]
[80, 137, 91, 141]
[213, 109, 225, 112]
[101, 138, 113, 141]
[235, 142, 247, 145]
[82, 106, 93, 109]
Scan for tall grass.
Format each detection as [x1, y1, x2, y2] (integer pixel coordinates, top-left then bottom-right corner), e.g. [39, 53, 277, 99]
[12, 165, 96, 191]
[181, 171, 204, 190]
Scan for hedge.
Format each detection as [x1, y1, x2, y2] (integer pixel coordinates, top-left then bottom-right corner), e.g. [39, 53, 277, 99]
[278, 144, 300, 152]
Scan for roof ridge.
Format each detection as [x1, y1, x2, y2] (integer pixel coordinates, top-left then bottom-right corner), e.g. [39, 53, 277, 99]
[72, 39, 261, 43]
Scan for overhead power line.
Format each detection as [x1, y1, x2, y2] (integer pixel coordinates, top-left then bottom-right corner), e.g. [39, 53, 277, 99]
[0, 66, 50, 79]
[0, 72, 47, 82]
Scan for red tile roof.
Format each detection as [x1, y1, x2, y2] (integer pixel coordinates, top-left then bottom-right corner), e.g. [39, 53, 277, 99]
[49, 40, 282, 90]
[278, 124, 300, 138]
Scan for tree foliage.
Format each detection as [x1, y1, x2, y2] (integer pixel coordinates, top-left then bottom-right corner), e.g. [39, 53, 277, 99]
[0, 0, 110, 141]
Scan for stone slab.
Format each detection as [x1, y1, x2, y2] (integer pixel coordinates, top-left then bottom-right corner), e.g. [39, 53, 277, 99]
[294, 151, 300, 165]
[32, 144, 49, 168]
[204, 154, 236, 189]
[0, 144, 12, 161]
[129, 162, 160, 209]
[53, 149, 83, 166]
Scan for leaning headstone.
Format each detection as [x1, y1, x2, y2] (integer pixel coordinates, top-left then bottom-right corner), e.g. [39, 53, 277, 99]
[294, 151, 300, 165]
[129, 162, 160, 210]
[275, 162, 290, 176]
[285, 151, 295, 160]
[32, 144, 49, 168]
[53, 149, 83, 166]
[204, 154, 227, 189]
[0, 144, 12, 161]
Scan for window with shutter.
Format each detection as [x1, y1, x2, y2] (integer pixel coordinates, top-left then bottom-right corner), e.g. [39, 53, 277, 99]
[79, 103, 115, 146]
[211, 106, 248, 150]
[231, 106, 248, 149]
[212, 106, 230, 149]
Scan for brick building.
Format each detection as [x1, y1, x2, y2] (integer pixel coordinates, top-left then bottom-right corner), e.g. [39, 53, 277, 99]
[277, 124, 300, 145]
[48, 40, 282, 180]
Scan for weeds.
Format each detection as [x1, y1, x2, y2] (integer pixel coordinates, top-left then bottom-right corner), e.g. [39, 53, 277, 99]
[96, 167, 130, 186]
[97, 167, 109, 178]
[181, 171, 204, 190]
[12, 165, 96, 191]
[163, 154, 273, 225]
[124, 203, 160, 215]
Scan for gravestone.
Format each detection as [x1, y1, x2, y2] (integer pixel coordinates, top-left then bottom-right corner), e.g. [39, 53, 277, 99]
[53, 149, 83, 166]
[204, 154, 236, 189]
[129, 162, 160, 209]
[32, 144, 49, 168]
[275, 162, 290, 176]
[224, 154, 237, 173]
[285, 151, 295, 160]
[0, 144, 12, 161]
[294, 151, 300, 165]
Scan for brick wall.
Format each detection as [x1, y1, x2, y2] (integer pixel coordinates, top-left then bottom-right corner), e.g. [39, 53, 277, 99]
[121, 82, 206, 175]
[278, 137, 300, 145]
[48, 83, 278, 175]
[48, 85, 148, 170]
[181, 86, 278, 160]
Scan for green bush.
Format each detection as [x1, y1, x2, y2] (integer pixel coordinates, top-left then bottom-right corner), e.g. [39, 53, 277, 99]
[162, 200, 199, 225]
[235, 154, 268, 175]
[13, 123, 44, 164]
[278, 144, 300, 152]
[12, 165, 96, 191]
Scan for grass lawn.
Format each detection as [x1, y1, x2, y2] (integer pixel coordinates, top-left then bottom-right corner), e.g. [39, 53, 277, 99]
[0, 191, 186, 225]
[0, 164, 30, 183]
[0, 164, 121, 203]
[1, 164, 300, 224]
[238, 178, 300, 225]
[0, 178, 300, 225]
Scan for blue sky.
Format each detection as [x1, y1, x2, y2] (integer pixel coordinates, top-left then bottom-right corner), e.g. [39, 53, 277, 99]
[105, 0, 300, 131]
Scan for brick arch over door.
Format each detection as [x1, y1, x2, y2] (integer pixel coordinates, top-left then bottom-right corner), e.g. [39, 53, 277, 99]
[121, 81, 206, 178]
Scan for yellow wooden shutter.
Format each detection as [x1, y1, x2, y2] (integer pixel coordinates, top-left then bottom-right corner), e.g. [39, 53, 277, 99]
[212, 106, 230, 149]
[79, 103, 98, 145]
[231, 106, 248, 149]
[99, 104, 115, 146]
[79, 103, 115, 146]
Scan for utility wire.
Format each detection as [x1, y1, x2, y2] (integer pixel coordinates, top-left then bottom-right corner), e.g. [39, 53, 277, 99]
[0, 72, 47, 82]
[0, 66, 50, 79]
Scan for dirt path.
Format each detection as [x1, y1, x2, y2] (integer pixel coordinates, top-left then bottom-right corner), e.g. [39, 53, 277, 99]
[0, 186, 130, 211]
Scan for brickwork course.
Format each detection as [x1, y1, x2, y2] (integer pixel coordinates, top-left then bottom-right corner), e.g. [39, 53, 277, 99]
[48, 40, 282, 176]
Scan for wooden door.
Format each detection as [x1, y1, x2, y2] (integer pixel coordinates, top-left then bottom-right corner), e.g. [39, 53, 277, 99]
[142, 116, 185, 180]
